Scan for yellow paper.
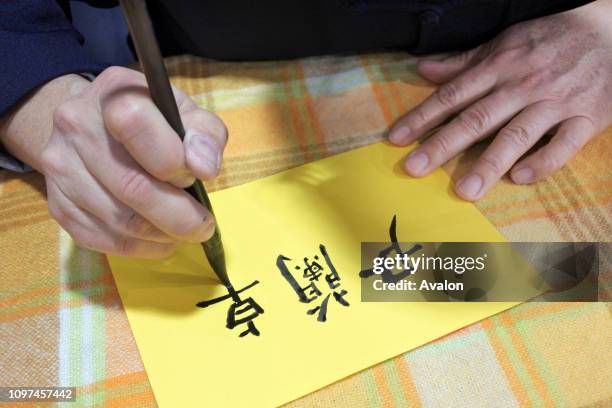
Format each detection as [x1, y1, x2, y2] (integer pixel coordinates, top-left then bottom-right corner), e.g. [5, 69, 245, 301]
[109, 142, 517, 408]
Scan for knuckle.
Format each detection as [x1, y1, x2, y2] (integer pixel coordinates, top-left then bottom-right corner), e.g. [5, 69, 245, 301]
[97, 66, 133, 86]
[479, 154, 505, 174]
[48, 201, 71, 227]
[541, 153, 563, 173]
[47, 205, 94, 250]
[488, 47, 523, 67]
[411, 107, 430, 128]
[449, 51, 471, 66]
[114, 235, 137, 256]
[63, 225, 95, 250]
[435, 83, 461, 108]
[40, 148, 66, 176]
[430, 133, 454, 156]
[520, 71, 547, 91]
[124, 212, 154, 236]
[73, 234, 96, 251]
[118, 169, 152, 203]
[156, 153, 185, 180]
[498, 125, 532, 148]
[53, 101, 83, 134]
[105, 95, 145, 142]
[479, 40, 497, 56]
[557, 134, 582, 155]
[457, 107, 490, 136]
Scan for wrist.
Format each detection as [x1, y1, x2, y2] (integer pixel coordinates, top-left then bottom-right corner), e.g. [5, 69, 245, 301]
[0, 74, 90, 171]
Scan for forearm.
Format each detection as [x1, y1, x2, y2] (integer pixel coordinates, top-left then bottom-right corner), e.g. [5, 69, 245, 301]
[0, 74, 90, 172]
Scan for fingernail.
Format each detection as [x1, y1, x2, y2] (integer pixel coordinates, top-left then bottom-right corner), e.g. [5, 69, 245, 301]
[185, 131, 221, 175]
[389, 126, 411, 145]
[457, 174, 484, 199]
[404, 151, 429, 175]
[512, 167, 534, 184]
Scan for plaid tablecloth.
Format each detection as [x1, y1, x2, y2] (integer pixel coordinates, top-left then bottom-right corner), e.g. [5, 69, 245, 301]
[1, 53, 611, 407]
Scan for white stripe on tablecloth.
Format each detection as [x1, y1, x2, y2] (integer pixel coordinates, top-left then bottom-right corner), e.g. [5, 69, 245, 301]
[58, 229, 71, 387]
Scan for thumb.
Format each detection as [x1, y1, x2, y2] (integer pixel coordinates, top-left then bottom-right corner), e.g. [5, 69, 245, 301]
[182, 109, 228, 181]
[184, 131, 223, 182]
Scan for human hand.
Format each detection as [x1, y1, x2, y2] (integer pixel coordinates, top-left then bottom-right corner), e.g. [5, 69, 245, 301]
[40, 66, 228, 258]
[389, 0, 612, 200]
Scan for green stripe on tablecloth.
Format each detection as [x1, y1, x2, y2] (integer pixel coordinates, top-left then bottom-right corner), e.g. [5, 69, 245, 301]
[491, 315, 544, 406]
[361, 370, 384, 408]
[382, 359, 410, 408]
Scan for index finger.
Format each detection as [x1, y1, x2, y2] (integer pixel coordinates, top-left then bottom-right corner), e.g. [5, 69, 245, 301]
[389, 65, 497, 146]
[102, 87, 194, 188]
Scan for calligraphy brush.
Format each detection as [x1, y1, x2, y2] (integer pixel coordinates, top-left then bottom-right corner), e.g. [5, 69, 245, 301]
[119, 0, 230, 287]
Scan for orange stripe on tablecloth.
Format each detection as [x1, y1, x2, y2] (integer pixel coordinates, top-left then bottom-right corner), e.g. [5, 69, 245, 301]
[372, 364, 395, 408]
[387, 80, 407, 116]
[490, 195, 612, 228]
[393, 356, 422, 408]
[0, 285, 59, 307]
[98, 373, 155, 407]
[0, 191, 43, 212]
[106, 371, 149, 388]
[0, 187, 38, 202]
[377, 56, 407, 116]
[0, 272, 113, 306]
[0, 287, 113, 323]
[294, 62, 328, 157]
[559, 165, 611, 241]
[481, 318, 531, 406]
[543, 176, 592, 241]
[549, 168, 602, 241]
[499, 313, 556, 407]
[77, 371, 155, 406]
[0, 213, 50, 233]
[80, 371, 149, 394]
[526, 178, 589, 241]
[105, 390, 156, 408]
[360, 56, 395, 126]
[279, 66, 311, 162]
[511, 302, 586, 321]
[65, 271, 115, 292]
[0, 302, 61, 323]
[0, 202, 48, 221]
[480, 178, 612, 214]
[2, 402, 41, 408]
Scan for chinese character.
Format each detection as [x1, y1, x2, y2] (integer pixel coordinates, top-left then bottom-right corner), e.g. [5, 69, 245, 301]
[196, 280, 264, 337]
[277, 244, 349, 322]
[359, 215, 423, 283]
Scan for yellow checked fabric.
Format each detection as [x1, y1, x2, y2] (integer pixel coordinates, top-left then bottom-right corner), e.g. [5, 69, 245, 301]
[1, 53, 610, 407]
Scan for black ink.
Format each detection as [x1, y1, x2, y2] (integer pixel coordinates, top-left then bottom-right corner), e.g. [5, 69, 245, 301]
[196, 281, 264, 337]
[332, 289, 349, 306]
[196, 281, 259, 307]
[307, 293, 330, 322]
[278, 256, 322, 303]
[278, 244, 350, 322]
[359, 215, 423, 283]
[321, 245, 341, 289]
[301, 255, 323, 281]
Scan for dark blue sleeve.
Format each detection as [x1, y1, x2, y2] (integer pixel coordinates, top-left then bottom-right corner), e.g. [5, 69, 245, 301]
[0, 0, 108, 116]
